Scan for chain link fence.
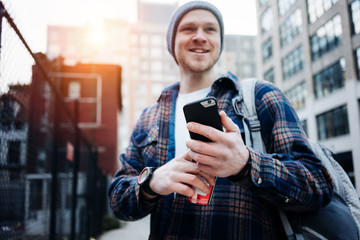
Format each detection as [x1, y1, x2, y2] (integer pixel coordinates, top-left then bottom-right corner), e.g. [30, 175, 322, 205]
[0, 3, 107, 240]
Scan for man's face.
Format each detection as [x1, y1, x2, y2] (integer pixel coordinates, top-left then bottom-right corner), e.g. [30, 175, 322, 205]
[174, 9, 221, 73]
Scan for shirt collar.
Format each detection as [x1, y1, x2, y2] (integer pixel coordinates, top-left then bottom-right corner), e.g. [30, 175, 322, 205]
[157, 71, 239, 102]
[214, 71, 239, 91]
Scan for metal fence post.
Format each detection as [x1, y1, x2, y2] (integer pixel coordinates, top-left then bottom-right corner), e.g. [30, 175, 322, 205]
[50, 91, 60, 240]
[87, 147, 98, 239]
[0, 3, 4, 62]
[71, 99, 80, 240]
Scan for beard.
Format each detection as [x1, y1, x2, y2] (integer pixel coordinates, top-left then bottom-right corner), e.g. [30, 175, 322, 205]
[178, 54, 220, 73]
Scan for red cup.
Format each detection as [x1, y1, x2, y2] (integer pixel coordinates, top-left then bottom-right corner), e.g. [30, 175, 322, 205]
[187, 177, 216, 205]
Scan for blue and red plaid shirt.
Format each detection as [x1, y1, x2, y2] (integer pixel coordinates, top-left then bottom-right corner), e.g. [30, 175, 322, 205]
[108, 72, 333, 239]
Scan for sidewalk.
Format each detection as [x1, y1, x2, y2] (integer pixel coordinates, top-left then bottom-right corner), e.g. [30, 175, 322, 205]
[98, 216, 150, 240]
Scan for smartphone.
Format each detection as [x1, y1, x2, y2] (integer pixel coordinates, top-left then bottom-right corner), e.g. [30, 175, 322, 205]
[183, 97, 223, 142]
[183, 97, 222, 205]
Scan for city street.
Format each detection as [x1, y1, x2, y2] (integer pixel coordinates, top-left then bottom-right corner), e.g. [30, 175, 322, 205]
[99, 216, 150, 240]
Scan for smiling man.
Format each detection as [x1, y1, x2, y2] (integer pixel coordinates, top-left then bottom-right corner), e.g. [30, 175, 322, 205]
[108, 1, 333, 239]
[174, 9, 221, 73]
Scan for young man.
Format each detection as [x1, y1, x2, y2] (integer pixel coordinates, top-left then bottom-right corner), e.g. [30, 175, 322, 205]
[108, 1, 333, 239]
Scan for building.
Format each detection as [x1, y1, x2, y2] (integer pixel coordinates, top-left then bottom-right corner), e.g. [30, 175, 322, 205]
[0, 86, 29, 233]
[216, 34, 257, 79]
[127, 1, 179, 132]
[22, 55, 121, 236]
[53, 62, 123, 175]
[255, 0, 360, 189]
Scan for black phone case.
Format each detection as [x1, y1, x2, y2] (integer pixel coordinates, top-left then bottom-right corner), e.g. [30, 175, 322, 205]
[183, 97, 223, 142]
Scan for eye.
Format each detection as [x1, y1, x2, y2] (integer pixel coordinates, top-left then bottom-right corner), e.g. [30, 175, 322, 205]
[206, 26, 219, 33]
[183, 27, 195, 32]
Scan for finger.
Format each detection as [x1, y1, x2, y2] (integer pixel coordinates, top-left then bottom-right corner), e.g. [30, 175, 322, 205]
[187, 148, 217, 166]
[182, 152, 217, 185]
[185, 138, 219, 158]
[186, 122, 221, 142]
[196, 163, 219, 178]
[220, 111, 240, 133]
[180, 173, 211, 195]
[173, 155, 215, 183]
[173, 182, 195, 197]
[183, 150, 197, 162]
[197, 170, 216, 186]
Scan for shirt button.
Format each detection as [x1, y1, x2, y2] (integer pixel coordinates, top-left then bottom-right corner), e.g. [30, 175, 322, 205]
[257, 178, 262, 185]
[284, 197, 290, 203]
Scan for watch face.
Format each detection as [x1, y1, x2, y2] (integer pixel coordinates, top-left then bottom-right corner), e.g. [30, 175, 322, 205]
[138, 168, 149, 184]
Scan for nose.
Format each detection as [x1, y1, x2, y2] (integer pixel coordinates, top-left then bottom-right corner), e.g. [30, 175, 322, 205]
[192, 29, 206, 43]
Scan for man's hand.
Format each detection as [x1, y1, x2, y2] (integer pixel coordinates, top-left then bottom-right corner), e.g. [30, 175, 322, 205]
[147, 153, 216, 198]
[185, 111, 250, 178]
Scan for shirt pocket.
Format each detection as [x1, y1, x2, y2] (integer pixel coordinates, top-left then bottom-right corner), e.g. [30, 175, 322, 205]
[132, 125, 159, 167]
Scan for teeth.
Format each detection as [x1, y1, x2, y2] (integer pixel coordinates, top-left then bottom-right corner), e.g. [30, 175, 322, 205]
[193, 49, 206, 53]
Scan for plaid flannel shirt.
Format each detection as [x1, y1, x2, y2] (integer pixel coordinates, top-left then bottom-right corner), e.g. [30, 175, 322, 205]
[108, 72, 333, 240]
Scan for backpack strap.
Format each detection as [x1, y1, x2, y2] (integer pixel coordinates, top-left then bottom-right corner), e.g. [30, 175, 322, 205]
[278, 209, 305, 240]
[232, 78, 265, 152]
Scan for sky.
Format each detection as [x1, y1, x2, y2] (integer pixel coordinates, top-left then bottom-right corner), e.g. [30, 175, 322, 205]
[2, 0, 258, 53]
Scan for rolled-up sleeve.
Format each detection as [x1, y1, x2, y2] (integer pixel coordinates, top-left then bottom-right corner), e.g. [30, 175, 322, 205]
[108, 108, 161, 220]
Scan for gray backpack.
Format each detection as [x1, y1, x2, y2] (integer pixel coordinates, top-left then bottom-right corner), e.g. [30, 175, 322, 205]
[232, 78, 360, 240]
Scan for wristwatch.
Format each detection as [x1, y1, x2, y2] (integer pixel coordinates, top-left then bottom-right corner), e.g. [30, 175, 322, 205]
[138, 167, 158, 196]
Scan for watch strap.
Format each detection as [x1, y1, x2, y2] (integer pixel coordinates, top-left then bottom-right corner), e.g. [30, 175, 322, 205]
[139, 167, 159, 196]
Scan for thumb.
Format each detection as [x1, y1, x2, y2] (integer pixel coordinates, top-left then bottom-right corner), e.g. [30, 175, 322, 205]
[219, 111, 240, 133]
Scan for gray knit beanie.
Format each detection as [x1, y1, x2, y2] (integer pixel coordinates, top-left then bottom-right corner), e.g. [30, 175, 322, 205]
[166, 1, 224, 63]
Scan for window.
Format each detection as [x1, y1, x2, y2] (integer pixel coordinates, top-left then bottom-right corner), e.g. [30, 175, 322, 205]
[282, 45, 304, 80]
[29, 179, 43, 211]
[68, 81, 81, 99]
[141, 48, 148, 58]
[150, 34, 162, 46]
[333, 151, 355, 186]
[48, 44, 61, 58]
[261, 8, 273, 33]
[310, 15, 342, 61]
[350, 0, 360, 35]
[65, 45, 76, 56]
[0, 98, 21, 131]
[278, 0, 296, 16]
[280, 9, 302, 47]
[264, 68, 275, 83]
[285, 81, 307, 109]
[242, 39, 251, 50]
[316, 105, 349, 140]
[355, 48, 360, 80]
[313, 58, 345, 98]
[301, 120, 308, 137]
[259, 0, 268, 7]
[140, 34, 149, 45]
[150, 48, 162, 58]
[0, 98, 20, 121]
[49, 31, 60, 42]
[262, 37, 272, 62]
[7, 141, 21, 165]
[131, 57, 139, 67]
[130, 33, 138, 45]
[307, 0, 338, 23]
[242, 64, 253, 76]
[150, 61, 162, 72]
[140, 61, 149, 71]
